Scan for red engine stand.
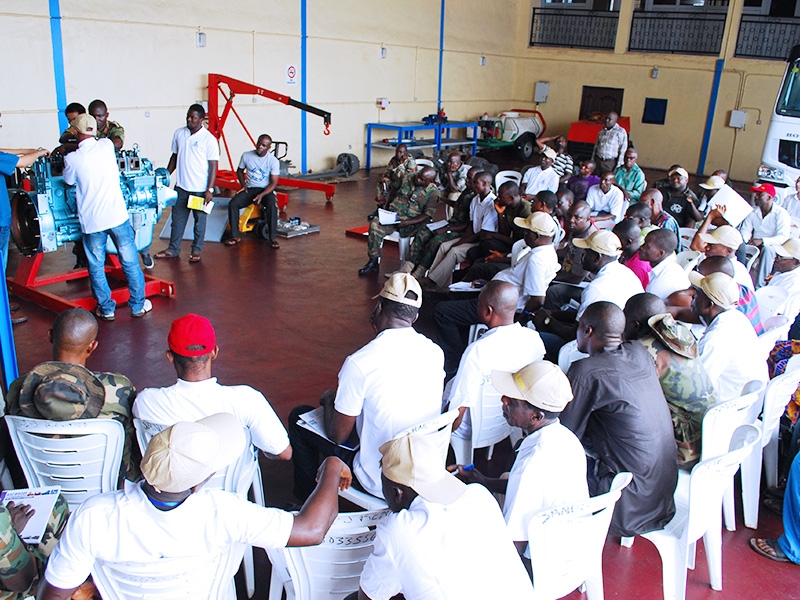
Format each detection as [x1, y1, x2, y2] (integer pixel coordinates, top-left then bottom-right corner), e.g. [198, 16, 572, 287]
[7, 253, 175, 313]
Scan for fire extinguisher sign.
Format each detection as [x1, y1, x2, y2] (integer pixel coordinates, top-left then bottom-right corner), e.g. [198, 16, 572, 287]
[286, 64, 298, 86]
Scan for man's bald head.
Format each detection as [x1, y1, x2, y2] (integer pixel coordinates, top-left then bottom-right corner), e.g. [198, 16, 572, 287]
[641, 188, 664, 212]
[49, 308, 99, 364]
[623, 293, 667, 341]
[417, 166, 437, 185]
[626, 202, 653, 229]
[477, 280, 519, 327]
[698, 255, 735, 278]
[582, 301, 625, 337]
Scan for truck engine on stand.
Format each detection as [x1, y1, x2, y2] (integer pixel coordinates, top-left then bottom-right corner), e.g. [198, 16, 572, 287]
[7, 146, 178, 312]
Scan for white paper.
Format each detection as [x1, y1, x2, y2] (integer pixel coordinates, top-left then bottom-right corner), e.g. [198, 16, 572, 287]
[378, 208, 400, 225]
[707, 185, 753, 228]
[1, 486, 60, 544]
[202, 200, 215, 215]
[448, 281, 482, 292]
[427, 220, 449, 232]
[297, 407, 358, 450]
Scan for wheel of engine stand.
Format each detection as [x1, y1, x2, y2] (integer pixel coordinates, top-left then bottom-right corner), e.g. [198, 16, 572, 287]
[336, 153, 361, 177]
[256, 223, 271, 240]
[515, 133, 536, 161]
[10, 191, 41, 257]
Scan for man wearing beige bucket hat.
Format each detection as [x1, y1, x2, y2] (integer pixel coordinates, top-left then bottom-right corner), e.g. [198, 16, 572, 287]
[354, 432, 534, 600]
[689, 270, 768, 402]
[40, 414, 349, 599]
[289, 273, 443, 501]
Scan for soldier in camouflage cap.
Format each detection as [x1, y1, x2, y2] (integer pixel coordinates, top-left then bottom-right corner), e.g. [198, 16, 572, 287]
[15, 362, 104, 421]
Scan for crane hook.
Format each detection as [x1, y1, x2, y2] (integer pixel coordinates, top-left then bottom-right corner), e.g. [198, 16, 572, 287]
[324, 123, 331, 136]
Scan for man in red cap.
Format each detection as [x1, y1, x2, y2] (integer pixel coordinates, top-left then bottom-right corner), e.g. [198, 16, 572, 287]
[134, 314, 292, 463]
[741, 182, 791, 287]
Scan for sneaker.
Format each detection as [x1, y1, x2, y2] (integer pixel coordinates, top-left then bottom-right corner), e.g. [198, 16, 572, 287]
[95, 307, 115, 321]
[141, 252, 155, 270]
[131, 299, 153, 318]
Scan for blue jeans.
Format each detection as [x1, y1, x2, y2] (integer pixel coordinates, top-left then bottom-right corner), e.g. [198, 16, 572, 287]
[168, 187, 207, 255]
[83, 222, 145, 314]
[0, 225, 10, 272]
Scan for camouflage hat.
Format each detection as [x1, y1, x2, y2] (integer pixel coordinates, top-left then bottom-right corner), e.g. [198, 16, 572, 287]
[647, 313, 698, 359]
[18, 362, 105, 421]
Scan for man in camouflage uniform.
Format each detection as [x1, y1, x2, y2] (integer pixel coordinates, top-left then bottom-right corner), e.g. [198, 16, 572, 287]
[623, 293, 718, 469]
[439, 152, 469, 203]
[399, 167, 481, 278]
[373, 143, 416, 208]
[358, 167, 439, 275]
[0, 495, 68, 600]
[4, 308, 139, 481]
[88, 99, 124, 150]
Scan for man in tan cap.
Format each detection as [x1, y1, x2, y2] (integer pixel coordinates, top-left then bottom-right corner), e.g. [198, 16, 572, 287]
[39, 414, 350, 600]
[690, 270, 768, 402]
[289, 273, 444, 500]
[657, 167, 702, 228]
[455, 361, 588, 560]
[520, 146, 559, 199]
[690, 217, 753, 289]
[354, 433, 534, 600]
[560, 301, 678, 537]
[433, 211, 559, 374]
[533, 229, 643, 361]
[769, 238, 800, 322]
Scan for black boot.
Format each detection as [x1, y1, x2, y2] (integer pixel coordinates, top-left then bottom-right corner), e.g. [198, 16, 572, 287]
[358, 258, 380, 275]
[367, 209, 379, 221]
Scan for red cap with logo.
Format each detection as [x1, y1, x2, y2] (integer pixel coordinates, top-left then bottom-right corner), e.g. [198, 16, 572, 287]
[168, 314, 216, 357]
[750, 182, 776, 197]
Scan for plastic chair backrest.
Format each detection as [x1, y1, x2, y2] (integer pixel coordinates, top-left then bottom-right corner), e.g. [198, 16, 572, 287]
[754, 286, 789, 321]
[679, 227, 697, 249]
[396, 409, 459, 460]
[92, 553, 236, 600]
[744, 244, 760, 272]
[415, 158, 435, 169]
[495, 170, 522, 190]
[700, 383, 763, 461]
[527, 472, 632, 599]
[557, 340, 588, 373]
[758, 316, 791, 358]
[761, 368, 800, 450]
[269, 508, 390, 600]
[685, 424, 761, 543]
[675, 250, 701, 272]
[5, 416, 124, 511]
[470, 383, 511, 451]
[133, 418, 165, 456]
[467, 323, 488, 345]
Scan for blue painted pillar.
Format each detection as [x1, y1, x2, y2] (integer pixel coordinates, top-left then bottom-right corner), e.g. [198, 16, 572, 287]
[698, 59, 725, 175]
[300, 0, 308, 174]
[49, 0, 69, 132]
[437, 0, 445, 112]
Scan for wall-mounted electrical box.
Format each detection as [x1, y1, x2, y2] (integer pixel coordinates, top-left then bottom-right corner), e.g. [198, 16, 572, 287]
[729, 110, 748, 129]
[534, 82, 549, 103]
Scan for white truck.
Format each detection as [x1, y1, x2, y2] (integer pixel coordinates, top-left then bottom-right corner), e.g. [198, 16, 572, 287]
[758, 44, 800, 197]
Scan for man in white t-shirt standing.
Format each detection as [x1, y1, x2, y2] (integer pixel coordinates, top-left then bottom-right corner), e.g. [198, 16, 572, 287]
[155, 104, 220, 263]
[288, 274, 444, 500]
[133, 313, 292, 461]
[226, 134, 281, 248]
[62, 114, 151, 321]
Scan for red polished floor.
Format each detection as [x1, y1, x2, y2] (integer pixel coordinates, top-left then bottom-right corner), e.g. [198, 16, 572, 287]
[7, 157, 797, 599]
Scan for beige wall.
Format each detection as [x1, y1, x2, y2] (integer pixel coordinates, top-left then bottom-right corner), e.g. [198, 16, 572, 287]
[0, 1, 788, 180]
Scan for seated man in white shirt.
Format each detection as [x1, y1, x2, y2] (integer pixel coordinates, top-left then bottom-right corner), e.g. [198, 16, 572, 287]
[455, 361, 588, 561]
[586, 171, 626, 226]
[434, 212, 559, 375]
[289, 274, 444, 500]
[639, 228, 690, 300]
[39, 414, 349, 600]
[355, 433, 534, 600]
[769, 238, 800, 323]
[447, 281, 546, 438]
[134, 314, 292, 464]
[520, 147, 560, 199]
[741, 183, 791, 287]
[690, 271, 768, 402]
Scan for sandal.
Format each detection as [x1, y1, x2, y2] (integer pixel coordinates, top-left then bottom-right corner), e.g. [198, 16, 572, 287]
[153, 249, 179, 259]
[188, 252, 201, 263]
[225, 237, 242, 246]
[270, 240, 280, 249]
[750, 538, 792, 563]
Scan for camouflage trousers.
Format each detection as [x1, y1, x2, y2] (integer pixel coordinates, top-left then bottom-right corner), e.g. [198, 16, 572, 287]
[407, 228, 461, 268]
[367, 221, 429, 258]
[0, 494, 68, 599]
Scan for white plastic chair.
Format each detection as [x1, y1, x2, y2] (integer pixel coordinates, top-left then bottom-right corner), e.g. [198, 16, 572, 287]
[134, 418, 263, 598]
[557, 339, 588, 373]
[744, 244, 760, 272]
[92, 553, 237, 600]
[450, 381, 511, 464]
[675, 250, 701, 273]
[381, 231, 413, 262]
[339, 410, 459, 510]
[757, 316, 791, 360]
[467, 323, 488, 345]
[415, 158, 435, 169]
[790, 215, 800, 238]
[758, 367, 800, 495]
[495, 169, 522, 190]
[754, 286, 789, 321]
[527, 472, 632, 600]
[679, 227, 697, 250]
[5, 416, 124, 511]
[267, 507, 391, 600]
[641, 424, 761, 600]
